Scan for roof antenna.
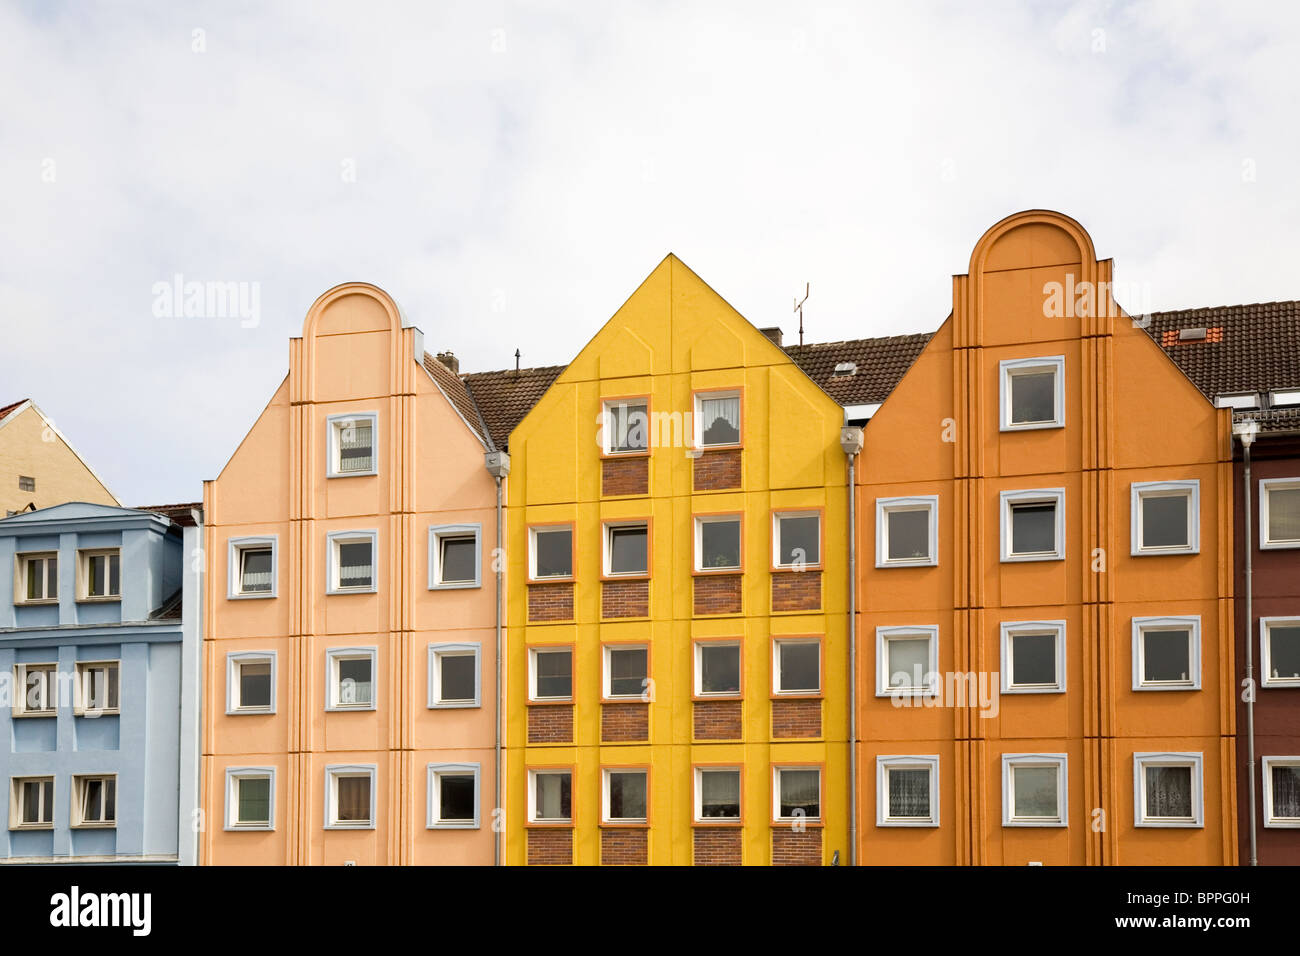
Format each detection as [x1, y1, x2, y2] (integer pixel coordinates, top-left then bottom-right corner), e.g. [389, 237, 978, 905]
[514, 348, 521, 375]
[794, 282, 809, 347]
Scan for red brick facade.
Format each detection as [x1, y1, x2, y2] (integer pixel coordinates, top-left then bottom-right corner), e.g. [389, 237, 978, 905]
[771, 828, 822, 866]
[601, 456, 649, 496]
[600, 828, 648, 865]
[693, 449, 741, 491]
[527, 705, 573, 743]
[527, 828, 573, 865]
[602, 579, 649, 618]
[693, 699, 743, 740]
[528, 582, 574, 622]
[693, 573, 742, 615]
[771, 570, 821, 611]
[693, 828, 743, 865]
[772, 698, 822, 738]
[601, 702, 649, 742]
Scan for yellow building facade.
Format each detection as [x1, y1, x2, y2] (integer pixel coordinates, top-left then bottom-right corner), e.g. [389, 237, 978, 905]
[0, 400, 120, 516]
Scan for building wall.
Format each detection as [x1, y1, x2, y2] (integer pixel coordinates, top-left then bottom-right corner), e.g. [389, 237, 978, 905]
[0, 405, 119, 515]
[505, 256, 850, 865]
[201, 283, 500, 865]
[856, 210, 1237, 865]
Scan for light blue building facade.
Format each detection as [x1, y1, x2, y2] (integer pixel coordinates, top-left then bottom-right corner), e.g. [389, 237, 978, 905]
[0, 502, 201, 864]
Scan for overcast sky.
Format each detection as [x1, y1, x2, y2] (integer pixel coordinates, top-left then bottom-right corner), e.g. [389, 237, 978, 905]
[2, 0, 1298, 506]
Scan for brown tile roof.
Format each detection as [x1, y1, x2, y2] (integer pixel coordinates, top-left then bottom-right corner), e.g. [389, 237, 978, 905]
[0, 399, 28, 421]
[136, 502, 203, 527]
[421, 353, 491, 446]
[783, 334, 935, 406]
[461, 365, 566, 450]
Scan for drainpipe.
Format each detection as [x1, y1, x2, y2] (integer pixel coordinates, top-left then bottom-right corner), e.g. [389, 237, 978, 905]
[485, 451, 511, 867]
[1234, 419, 1258, 866]
[840, 425, 865, 866]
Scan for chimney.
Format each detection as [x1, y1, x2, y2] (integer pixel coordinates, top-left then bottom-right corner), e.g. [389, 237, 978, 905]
[435, 351, 459, 374]
[759, 326, 783, 347]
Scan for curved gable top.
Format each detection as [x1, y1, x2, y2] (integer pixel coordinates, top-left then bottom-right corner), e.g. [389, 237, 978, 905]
[969, 209, 1097, 276]
[303, 281, 406, 340]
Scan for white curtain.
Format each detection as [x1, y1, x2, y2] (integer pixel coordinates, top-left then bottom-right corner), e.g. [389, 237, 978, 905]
[888, 768, 930, 818]
[1271, 487, 1300, 542]
[339, 421, 373, 472]
[1146, 766, 1192, 817]
[1274, 766, 1300, 818]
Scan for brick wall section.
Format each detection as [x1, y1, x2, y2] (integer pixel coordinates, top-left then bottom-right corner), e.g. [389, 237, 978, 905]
[693, 700, 743, 740]
[693, 574, 742, 615]
[601, 828, 648, 865]
[772, 829, 822, 866]
[694, 828, 743, 865]
[772, 698, 822, 738]
[527, 705, 573, 743]
[693, 449, 741, 491]
[601, 702, 649, 742]
[528, 582, 574, 622]
[602, 456, 649, 496]
[528, 828, 573, 865]
[602, 579, 649, 618]
[771, 571, 821, 611]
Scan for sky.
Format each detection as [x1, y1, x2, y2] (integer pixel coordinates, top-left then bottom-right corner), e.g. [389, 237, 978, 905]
[2, 0, 1298, 506]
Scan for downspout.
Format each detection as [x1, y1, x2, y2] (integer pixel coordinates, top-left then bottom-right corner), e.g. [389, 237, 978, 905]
[1235, 419, 1258, 866]
[840, 425, 865, 866]
[485, 451, 511, 866]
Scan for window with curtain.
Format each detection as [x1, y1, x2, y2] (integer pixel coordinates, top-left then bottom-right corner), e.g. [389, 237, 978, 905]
[533, 772, 571, 821]
[239, 547, 273, 593]
[335, 774, 371, 824]
[698, 769, 740, 819]
[697, 392, 740, 447]
[777, 768, 820, 819]
[1266, 483, 1300, 544]
[1145, 765, 1193, 818]
[336, 419, 373, 473]
[83, 550, 121, 598]
[605, 401, 648, 454]
[887, 767, 931, 819]
[336, 540, 373, 589]
[21, 553, 56, 602]
[1272, 764, 1300, 820]
[886, 636, 931, 692]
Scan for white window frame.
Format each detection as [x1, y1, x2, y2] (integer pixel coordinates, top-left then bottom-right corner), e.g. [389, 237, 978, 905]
[226, 651, 276, 715]
[12, 662, 58, 717]
[1262, 756, 1300, 828]
[227, 535, 277, 599]
[772, 510, 822, 570]
[9, 775, 55, 830]
[324, 764, 377, 830]
[427, 642, 482, 708]
[71, 773, 117, 829]
[428, 524, 482, 590]
[876, 756, 940, 827]
[1131, 616, 1201, 691]
[693, 389, 742, 449]
[326, 412, 379, 478]
[76, 548, 121, 602]
[602, 520, 649, 577]
[1216, 392, 1260, 410]
[875, 625, 939, 698]
[1000, 488, 1066, 562]
[999, 356, 1065, 431]
[527, 769, 573, 824]
[601, 768, 649, 824]
[1271, 388, 1300, 407]
[1133, 752, 1204, 828]
[528, 647, 573, 702]
[73, 660, 120, 716]
[427, 762, 481, 829]
[1130, 481, 1200, 555]
[772, 766, 822, 823]
[1000, 620, 1067, 694]
[772, 637, 821, 696]
[693, 640, 741, 698]
[693, 766, 742, 823]
[325, 647, 378, 712]
[602, 398, 650, 456]
[694, 514, 742, 572]
[326, 529, 378, 595]
[1261, 617, 1300, 688]
[224, 767, 276, 831]
[14, 551, 57, 605]
[603, 644, 649, 700]
[528, 525, 574, 581]
[1002, 754, 1068, 827]
[875, 496, 938, 568]
[1260, 477, 1300, 549]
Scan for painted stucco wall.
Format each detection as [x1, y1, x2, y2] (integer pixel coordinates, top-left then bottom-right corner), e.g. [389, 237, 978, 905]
[0, 405, 119, 515]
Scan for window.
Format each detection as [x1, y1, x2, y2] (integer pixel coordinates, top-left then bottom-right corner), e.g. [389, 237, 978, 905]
[603, 645, 648, 700]
[18, 475, 35, 492]
[325, 766, 376, 829]
[603, 521, 648, 577]
[773, 638, 820, 695]
[12, 663, 57, 716]
[428, 643, 481, 707]
[694, 767, 741, 822]
[1262, 757, 1300, 828]
[327, 412, 378, 477]
[72, 774, 116, 828]
[1261, 478, 1300, 549]
[15, 552, 57, 604]
[1002, 754, 1068, 826]
[876, 626, 938, 697]
[1272, 389, 1300, 407]
[694, 640, 741, 697]
[876, 756, 939, 827]
[1134, 753, 1203, 827]
[528, 769, 572, 824]
[876, 497, 938, 567]
[694, 390, 741, 448]
[429, 525, 481, 589]
[773, 767, 821, 822]
[10, 776, 54, 829]
[227, 536, 276, 599]
[602, 769, 648, 824]
[1216, 392, 1260, 410]
[1000, 621, 1066, 694]
[327, 530, 377, 594]
[1000, 356, 1064, 430]
[529, 647, 572, 701]
[428, 763, 480, 829]
[74, 661, 120, 716]
[1132, 617, 1201, 691]
[1131, 481, 1199, 554]
[603, 399, 649, 455]
[78, 549, 120, 600]
[224, 768, 275, 830]
[695, 515, 741, 572]
[227, 653, 275, 714]
[1261, 618, 1300, 687]
[1000, 489, 1065, 562]
[772, 511, 821, 569]
[326, 648, 376, 711]
[529, 526, 573, 580]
